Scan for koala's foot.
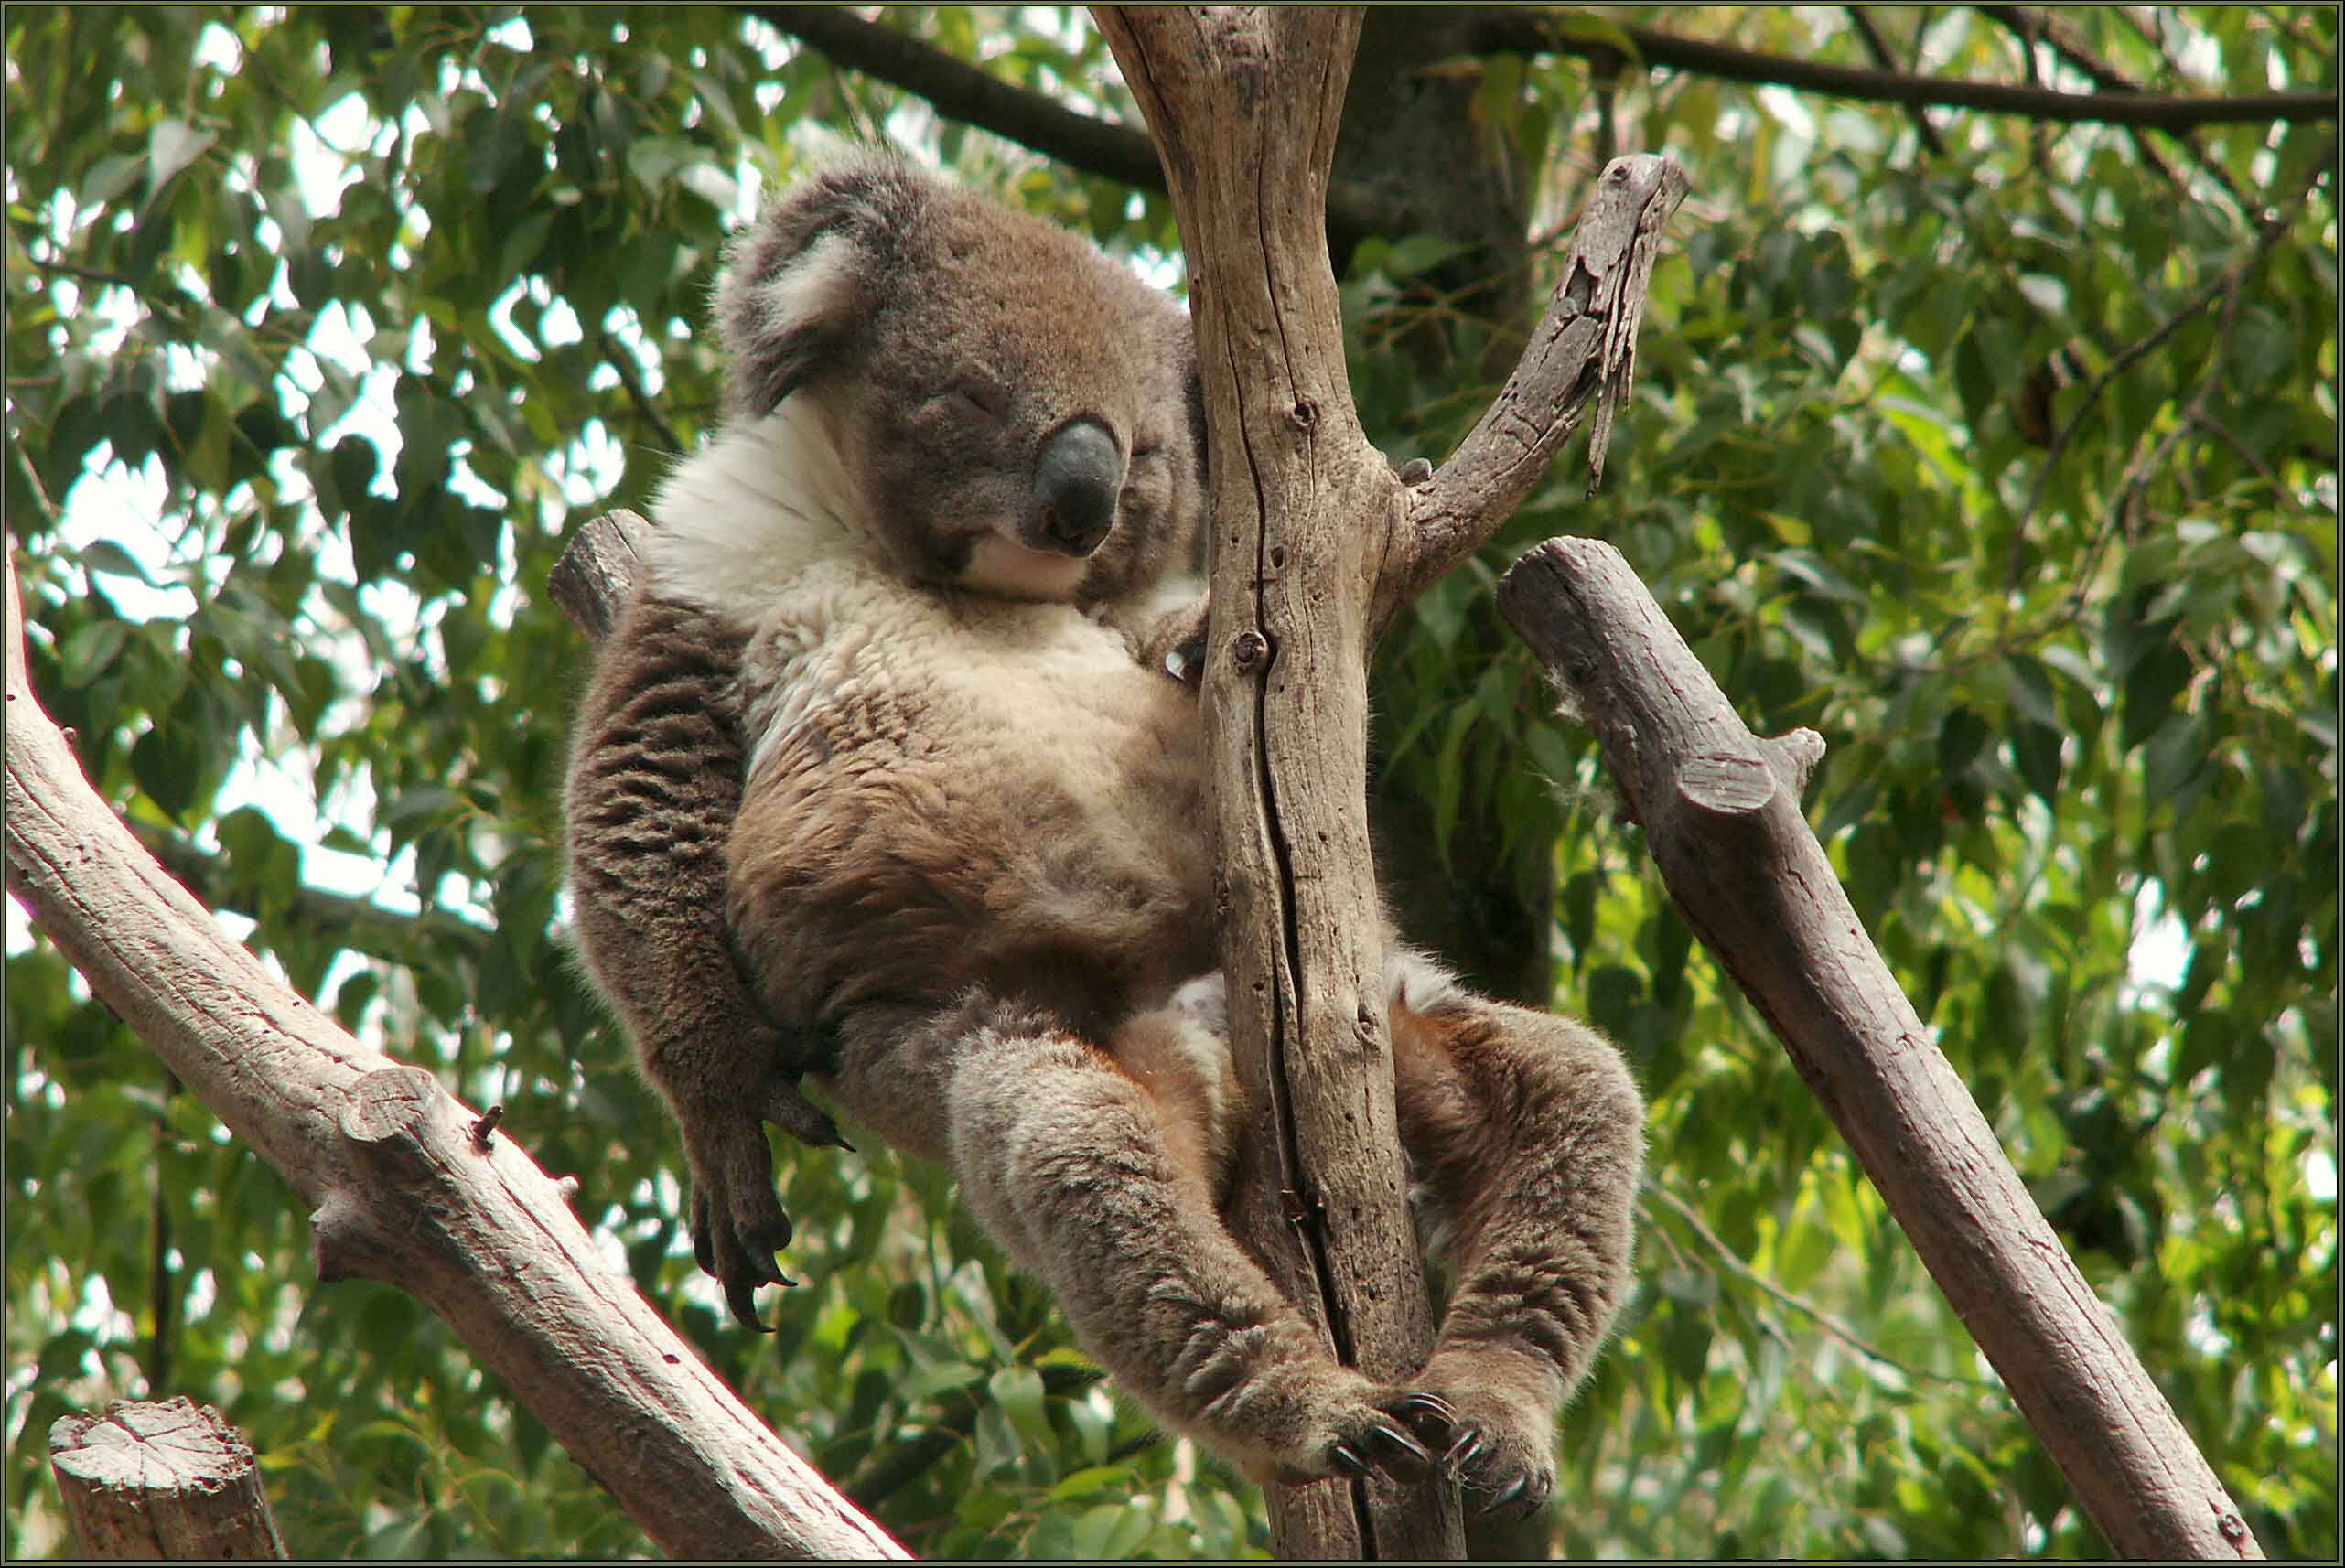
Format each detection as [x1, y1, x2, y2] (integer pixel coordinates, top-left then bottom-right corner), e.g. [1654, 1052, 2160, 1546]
[677, 1073, 850, 1330]
[1261, 1385, 1439, 1487]
[1392, 1372, 1559, 1520]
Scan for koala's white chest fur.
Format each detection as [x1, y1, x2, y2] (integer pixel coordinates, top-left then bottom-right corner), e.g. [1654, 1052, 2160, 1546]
[642, 406, 1217, 1097]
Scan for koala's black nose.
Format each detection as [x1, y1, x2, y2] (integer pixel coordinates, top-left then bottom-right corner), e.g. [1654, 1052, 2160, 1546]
[1029, 420, 1122, 558]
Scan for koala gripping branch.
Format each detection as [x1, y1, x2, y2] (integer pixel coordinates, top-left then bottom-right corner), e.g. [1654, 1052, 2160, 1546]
[3, 550, 904, 1563]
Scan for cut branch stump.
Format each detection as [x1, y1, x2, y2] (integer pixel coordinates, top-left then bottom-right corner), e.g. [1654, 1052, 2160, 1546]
[49, 1398, 286, 1559]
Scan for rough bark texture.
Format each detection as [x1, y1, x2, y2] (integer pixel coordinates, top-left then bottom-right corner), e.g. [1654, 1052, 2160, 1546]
[1496, 537, 2264, 1562]
[1092, 12, 1686, 1555]
[49, 1398, 287, 1559]
[1092, 10, 1455, 1558]
[4, 551, 904, 1563]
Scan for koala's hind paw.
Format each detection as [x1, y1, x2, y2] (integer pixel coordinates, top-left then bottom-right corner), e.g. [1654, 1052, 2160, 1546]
[1324, 1402, 1437, 1487]
[679, 1076, 844, 1330]
[1389, 1389, 1556, 1520]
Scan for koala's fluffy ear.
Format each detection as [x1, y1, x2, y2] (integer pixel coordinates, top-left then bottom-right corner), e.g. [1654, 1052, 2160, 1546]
[715, 155, 926, 418]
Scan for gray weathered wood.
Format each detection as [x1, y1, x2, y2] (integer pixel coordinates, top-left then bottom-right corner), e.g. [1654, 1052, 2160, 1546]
[1093, 9, 1457, 1558]
[545, 507, 653, 642]
[1094, 8, 1687, 1556]
[1385, 153, 1687, 635]
[50, 1398, 287, 1559]
[1496, 535, 2262, 1562]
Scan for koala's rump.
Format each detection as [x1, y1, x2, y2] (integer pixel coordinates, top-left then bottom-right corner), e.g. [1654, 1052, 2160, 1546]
[725, 591, 1216, 1075]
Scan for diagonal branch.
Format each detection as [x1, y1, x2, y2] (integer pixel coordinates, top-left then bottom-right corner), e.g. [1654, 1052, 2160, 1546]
[2006, 148, 2333, 589]
[1495, 536, 2262, 1560]
[1974, 5, 2248, 208]
[4, 547, 904, 1562]
[745, 5, 1415, 252]
[1846, 7, 1948, 156]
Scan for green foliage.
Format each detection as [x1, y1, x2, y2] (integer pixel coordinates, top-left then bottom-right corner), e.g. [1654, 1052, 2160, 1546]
[5, 5, 2333, 1560]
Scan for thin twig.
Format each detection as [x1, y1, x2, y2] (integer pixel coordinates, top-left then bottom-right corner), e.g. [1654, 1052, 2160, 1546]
[2114, 252, 2258, 540]
[1846, 7, 1947, 156]
[2189, 408, 2284, 496]
[1643, 1180, 1997, 1393]
[597, 329, 685, 457]
[1978, 6, 2247, 210]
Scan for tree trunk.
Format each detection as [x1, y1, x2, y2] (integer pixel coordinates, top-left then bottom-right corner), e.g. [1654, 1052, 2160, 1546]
[1094, 7, 1686, 1555]
[1496, 537, 2264, 1561]
[1092, 11, 1452, 1556]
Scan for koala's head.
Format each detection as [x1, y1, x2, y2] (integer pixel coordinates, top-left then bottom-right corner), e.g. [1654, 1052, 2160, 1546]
[715, 151, 1206, 607]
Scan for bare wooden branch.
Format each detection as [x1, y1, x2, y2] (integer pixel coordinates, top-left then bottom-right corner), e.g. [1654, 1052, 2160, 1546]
[4, 550, 905, 1563]
[1460, 9, 2337, 130]
[1495, 535, 2263, 1562]
[50, 1399, 287, 1559]
[1385, 154, 1687, 637]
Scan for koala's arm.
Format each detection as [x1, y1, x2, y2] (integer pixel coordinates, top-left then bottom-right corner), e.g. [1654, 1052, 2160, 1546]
[565, 591, 844, 1327]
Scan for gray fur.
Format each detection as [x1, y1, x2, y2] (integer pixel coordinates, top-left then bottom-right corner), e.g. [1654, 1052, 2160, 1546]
[565, 154, 1643, 1506]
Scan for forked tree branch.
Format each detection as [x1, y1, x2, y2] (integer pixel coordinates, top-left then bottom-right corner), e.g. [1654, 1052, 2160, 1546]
[1094, 8, 1462, 1558]
[1382, 153, 1688, 635]
[3, 550, 904, 1563]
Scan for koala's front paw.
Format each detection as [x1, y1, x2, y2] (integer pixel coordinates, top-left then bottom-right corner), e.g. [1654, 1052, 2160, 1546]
[1390, 1386, 1556, 1521]
[1142, 596, 1211, 689]
[679, 1076, 850, 1331]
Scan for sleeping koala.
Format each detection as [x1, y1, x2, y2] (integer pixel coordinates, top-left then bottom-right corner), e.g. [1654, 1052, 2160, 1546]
[565, 151, 1644, 1511]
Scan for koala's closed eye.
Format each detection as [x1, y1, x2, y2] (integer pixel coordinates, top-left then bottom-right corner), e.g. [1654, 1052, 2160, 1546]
[948, 370, 1008, 421]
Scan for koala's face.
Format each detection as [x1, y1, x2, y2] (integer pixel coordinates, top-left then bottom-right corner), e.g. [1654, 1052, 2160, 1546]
[716, 155, 1207, 607]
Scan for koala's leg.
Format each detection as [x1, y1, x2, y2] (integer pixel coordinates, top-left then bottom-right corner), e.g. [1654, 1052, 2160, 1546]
[1384, 951, 1644, 1520]
[903, 991, 1437, 1487]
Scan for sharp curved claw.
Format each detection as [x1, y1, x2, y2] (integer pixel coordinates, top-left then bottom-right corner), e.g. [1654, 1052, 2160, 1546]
[725, 1279, 773, 1333]
[1329, 1442, 1369, 1477]
[1482, 1474, 1527, 1516]
[1362, 1415, 1434, 1485]
[1444, 1428, 1486, 1471]
[1387, 1391, 1457, 1440]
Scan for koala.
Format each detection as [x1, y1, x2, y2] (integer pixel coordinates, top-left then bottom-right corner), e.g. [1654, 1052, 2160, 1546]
[564, 151, 1645, 1514]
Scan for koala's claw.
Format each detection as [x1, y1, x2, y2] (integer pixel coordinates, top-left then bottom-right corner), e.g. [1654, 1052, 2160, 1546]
[1309, 1404, 1436, 1487]
[680, 1095, 819, 1331]
[1360, 1412, 1436, 1485]
[1477, 1467, 1554, 1522]
[1387, 1390, 1552, 1515]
